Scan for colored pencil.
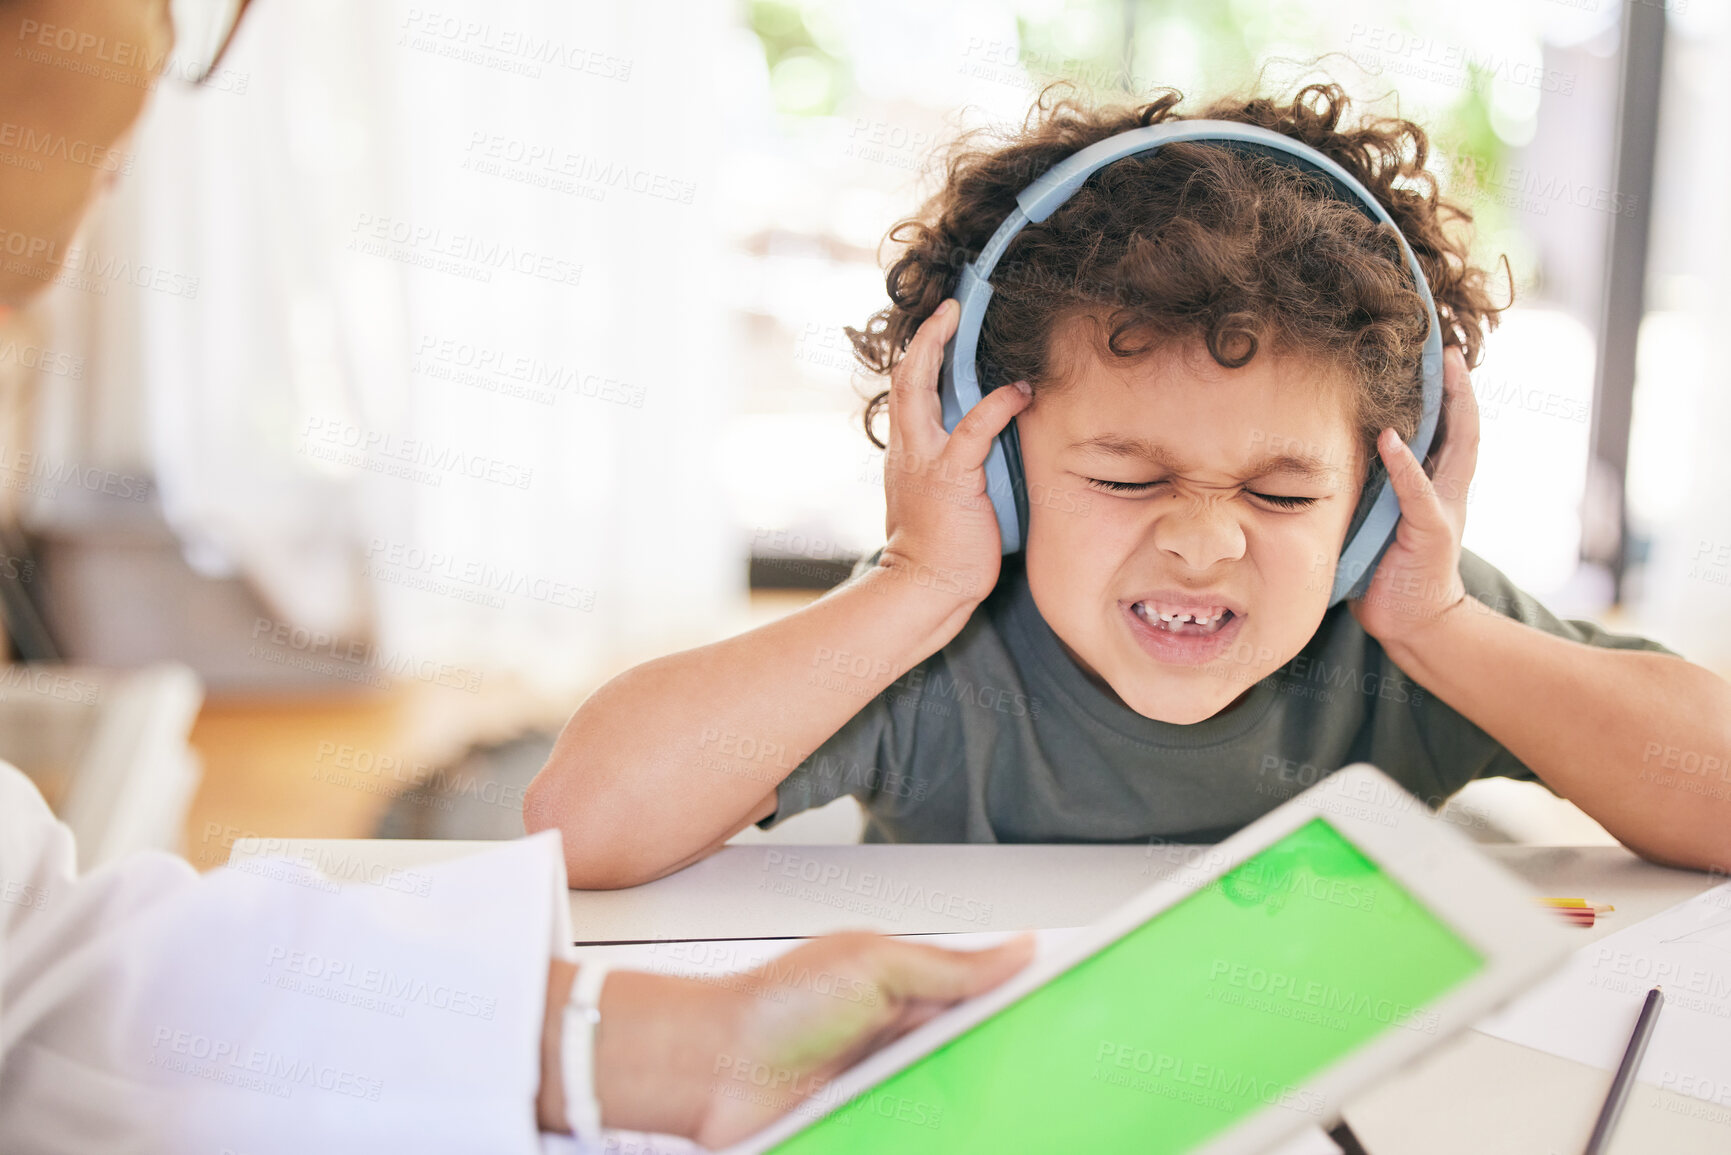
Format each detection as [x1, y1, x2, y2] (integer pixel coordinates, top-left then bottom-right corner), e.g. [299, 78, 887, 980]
[1582, 986, 1663, 1155]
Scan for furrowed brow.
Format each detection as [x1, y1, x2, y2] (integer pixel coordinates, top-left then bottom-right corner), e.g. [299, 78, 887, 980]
[1068, 434, 1180, 466]
[1240, 452, 1342, 484]
[1070, 436, 1342, 483]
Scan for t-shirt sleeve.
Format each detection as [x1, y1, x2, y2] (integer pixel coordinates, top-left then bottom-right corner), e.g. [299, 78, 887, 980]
[1409, 548, 1682, 792]
[1458, 548, 1681, 657]
[757, 545, 925, 830]
[758, 692, 895, 829]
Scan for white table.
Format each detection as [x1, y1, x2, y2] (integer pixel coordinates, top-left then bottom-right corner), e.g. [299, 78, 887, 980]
[230, 838, 1729, 1153]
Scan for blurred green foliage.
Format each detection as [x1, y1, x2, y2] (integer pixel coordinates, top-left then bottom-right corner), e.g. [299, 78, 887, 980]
[744, 0, 1527, 286]
[1007, 0, 1521, 283]
[747, 0, 851, 116]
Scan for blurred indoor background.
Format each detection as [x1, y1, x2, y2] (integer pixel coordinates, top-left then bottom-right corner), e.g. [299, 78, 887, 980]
[1, 0, 1725, 868]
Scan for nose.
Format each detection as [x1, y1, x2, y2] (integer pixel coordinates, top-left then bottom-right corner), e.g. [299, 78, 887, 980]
[1149, 491, 1246, 572]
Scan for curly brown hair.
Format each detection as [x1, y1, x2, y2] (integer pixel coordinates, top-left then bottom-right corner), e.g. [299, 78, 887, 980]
[849, 82, 1505, 484]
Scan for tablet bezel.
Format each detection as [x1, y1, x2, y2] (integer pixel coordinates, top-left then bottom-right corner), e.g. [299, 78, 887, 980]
[719, 763, 1574, 1155]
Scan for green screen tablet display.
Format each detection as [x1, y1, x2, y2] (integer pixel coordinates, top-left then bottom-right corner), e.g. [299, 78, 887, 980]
[765, 818, 1482, 1154]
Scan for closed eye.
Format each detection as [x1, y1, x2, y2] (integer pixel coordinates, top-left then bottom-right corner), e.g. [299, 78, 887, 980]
[1248, 492, 1319, 510]
[1084, 477, 1162, 494]
[1084, 477, 1319, 510]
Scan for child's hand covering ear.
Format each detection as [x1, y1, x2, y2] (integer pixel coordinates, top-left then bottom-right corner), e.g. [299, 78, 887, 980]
[1349, 346, 1476, 646]
[878, 298, 1033, 606]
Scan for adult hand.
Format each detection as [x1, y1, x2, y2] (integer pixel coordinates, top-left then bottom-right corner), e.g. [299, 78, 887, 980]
[692, 930, 1035, 1147]
[539, 930, 1035, 1145]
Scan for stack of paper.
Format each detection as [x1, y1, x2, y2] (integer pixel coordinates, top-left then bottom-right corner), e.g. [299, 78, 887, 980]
[1476, 880, 1731, 1118]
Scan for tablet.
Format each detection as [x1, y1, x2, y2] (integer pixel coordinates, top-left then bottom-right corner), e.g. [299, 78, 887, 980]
[721, 764, 1573, 1155]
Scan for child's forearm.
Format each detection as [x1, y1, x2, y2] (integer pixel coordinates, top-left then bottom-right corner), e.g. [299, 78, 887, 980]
[525, 561, 981, 888]
[1382, 596, 1731, 871]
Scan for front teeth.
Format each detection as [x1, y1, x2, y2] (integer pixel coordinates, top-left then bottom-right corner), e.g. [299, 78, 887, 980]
[1140, 605, 1221, 625]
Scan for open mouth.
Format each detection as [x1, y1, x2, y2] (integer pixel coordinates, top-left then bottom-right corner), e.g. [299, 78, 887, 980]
[1130, 602, 1237, 637]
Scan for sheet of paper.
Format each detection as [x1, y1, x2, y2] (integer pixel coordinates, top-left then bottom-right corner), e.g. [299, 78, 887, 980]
[1475, 879, 1731, 1107]
[570, 927, 1084, 976]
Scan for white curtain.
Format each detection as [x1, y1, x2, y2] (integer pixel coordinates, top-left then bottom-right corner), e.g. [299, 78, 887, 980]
[99, 0, 743, 698]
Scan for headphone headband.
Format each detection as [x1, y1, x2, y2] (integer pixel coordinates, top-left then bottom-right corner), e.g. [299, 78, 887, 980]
[937, 119, 1444, 606]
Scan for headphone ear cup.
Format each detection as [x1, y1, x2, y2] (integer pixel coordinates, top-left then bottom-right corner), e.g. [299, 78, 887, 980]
[1340, 517, 1397, 601]
[1340, 459, 1386, 550]
[996, 412, 1030, 554]
[1333, 469, 1406, 605]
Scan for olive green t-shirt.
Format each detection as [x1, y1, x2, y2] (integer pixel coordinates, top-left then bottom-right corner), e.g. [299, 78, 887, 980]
[759, 548, 1678, 843]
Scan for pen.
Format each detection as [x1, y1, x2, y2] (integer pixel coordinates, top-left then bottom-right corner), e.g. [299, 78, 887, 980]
[1582, 985, 1663, 1155]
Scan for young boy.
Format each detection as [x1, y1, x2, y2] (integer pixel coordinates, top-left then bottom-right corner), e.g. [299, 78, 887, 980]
[525, 83, 1731, 889]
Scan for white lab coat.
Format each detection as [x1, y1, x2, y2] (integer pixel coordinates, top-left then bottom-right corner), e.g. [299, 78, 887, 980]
[0, 761, 583, 1153]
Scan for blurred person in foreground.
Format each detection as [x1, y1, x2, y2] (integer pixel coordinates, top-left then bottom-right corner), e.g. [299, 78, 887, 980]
[0, 1, 1034, 1151]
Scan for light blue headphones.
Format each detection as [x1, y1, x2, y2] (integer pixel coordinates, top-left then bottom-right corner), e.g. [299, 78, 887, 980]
[937, 119, 1444, 606]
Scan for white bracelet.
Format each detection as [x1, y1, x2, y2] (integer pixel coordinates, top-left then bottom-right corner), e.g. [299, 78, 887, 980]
[561, 961, 610, 1141]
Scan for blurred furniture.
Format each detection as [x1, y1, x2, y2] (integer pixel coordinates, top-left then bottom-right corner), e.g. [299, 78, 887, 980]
[0, 662, 204, 870]
[28, 498, 367, 693]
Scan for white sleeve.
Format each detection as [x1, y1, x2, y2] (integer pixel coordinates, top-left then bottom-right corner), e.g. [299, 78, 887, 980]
[0, 761, 575, 1155]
